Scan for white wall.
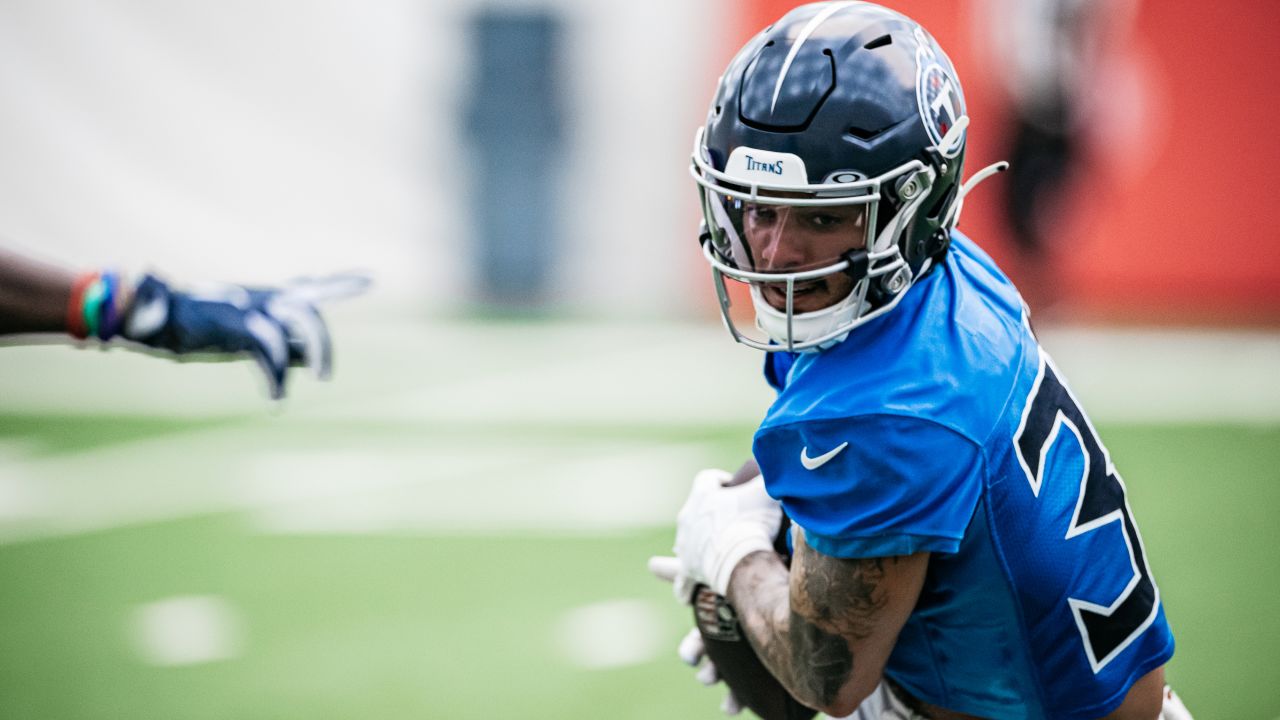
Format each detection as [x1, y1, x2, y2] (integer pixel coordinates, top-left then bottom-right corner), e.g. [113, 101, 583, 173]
[0, 0, 722, 317]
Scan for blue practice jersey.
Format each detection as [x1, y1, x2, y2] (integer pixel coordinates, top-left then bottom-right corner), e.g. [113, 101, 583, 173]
[754, 233, 1174, 719]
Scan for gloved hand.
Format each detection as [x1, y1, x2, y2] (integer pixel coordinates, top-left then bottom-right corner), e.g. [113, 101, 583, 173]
[122, 272, 370, 399]
[671, 468, 784, 597]
[648, 554, 698, 605]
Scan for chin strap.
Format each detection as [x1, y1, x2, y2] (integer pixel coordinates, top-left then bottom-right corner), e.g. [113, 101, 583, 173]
[942, 160, 1009, 231]
[959, 161, 1010, 199]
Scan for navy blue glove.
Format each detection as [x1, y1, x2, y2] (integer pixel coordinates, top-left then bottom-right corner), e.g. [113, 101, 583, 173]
[122, 273, 369, 399]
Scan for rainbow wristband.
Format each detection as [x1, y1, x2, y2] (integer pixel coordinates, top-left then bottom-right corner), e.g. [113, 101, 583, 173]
[96, 271, 122, 341]
[81, 276, 107, 340]
[66, 271, 99, 340]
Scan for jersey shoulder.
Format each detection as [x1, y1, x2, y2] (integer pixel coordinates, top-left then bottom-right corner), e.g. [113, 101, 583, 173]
[763, 232, 1034, 445]
[755, 412, 983, 558]
[755, 233, 1037, 558]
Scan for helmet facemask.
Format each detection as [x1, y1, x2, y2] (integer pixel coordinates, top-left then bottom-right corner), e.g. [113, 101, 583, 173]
[692, 129, 938, 352]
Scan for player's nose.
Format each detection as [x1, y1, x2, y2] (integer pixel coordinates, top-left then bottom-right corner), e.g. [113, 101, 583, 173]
[757, 225, 808, 271]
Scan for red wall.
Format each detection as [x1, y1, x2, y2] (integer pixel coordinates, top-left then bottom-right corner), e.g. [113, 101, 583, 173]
[724, 1, 1280, 325]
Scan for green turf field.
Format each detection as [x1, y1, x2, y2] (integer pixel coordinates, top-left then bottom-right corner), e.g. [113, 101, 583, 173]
[0, 323, 1277, 719]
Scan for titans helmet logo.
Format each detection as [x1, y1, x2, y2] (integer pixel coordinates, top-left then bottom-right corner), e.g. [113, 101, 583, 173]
[913, 28, 964, 157]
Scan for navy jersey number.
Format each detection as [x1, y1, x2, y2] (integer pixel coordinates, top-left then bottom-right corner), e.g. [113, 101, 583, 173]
[1013, 354, 1160, 673]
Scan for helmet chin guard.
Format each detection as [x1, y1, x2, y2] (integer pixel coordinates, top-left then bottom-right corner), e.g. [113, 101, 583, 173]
[749, 281, 869, 352]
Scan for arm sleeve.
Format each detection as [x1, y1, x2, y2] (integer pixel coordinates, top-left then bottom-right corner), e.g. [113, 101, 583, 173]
[754, 414, 983, 558]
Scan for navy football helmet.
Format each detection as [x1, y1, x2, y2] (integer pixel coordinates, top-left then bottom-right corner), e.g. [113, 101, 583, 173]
[692, 1, 1005, 351]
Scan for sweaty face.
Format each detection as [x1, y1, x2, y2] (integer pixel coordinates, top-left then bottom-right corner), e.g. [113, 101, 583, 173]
[740, 201, 869, 313]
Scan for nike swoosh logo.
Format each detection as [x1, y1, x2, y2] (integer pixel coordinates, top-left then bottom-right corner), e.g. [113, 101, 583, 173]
[800, 442, 849, 470]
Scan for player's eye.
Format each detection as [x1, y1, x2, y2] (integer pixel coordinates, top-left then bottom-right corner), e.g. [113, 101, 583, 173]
[803, 207, 865, 231]
[806, 212, 844, 229]
[746, 205, 779, 223]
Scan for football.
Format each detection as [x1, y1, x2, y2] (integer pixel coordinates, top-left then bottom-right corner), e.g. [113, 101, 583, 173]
[692, 582, 818, 720]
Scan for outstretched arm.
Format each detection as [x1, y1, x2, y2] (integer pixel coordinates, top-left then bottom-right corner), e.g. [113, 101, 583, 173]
[0, 246, 368, 398]
[0, 248, 82, 335]
[727, 529, 928, 717]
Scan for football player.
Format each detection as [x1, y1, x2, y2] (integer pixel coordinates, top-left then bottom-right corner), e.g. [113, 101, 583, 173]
[0, 246, 367, 399]
[651, 3, 1191, 718]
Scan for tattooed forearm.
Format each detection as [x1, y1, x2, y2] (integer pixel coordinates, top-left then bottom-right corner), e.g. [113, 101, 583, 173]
[726, 551, 790, 665]
[793, 542, 888, 642]
[727, 551, 806, 697]
[726, 541, 899, 712]
[788, 610, 853, 705]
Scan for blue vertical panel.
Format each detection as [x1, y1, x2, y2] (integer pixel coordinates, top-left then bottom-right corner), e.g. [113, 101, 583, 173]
[462, 9, 566, 310]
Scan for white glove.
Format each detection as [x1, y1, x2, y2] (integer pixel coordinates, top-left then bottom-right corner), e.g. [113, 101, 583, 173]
[648, 555, 698, 605]
[673, 468, 783, 597]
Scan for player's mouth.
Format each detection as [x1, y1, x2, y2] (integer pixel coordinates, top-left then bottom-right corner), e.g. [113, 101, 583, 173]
[761, 279, 832, 314]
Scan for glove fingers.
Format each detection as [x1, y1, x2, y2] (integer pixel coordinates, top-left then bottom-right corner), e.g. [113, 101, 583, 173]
[721, 691, 743, 716]
[695, 660, 719, 686]
[244, 311, 289, 399]
[677, 628, 705, 666]
[269, 299, 332, 379]
[649, 555, 696, 605]
[284, 273, 372, 305]
[693, 468, 734, 491]
[673, 574, 698, 605]
[249, 346, 286, 400]
[312, 309, 333, 379]
[648, 555, 680, 583]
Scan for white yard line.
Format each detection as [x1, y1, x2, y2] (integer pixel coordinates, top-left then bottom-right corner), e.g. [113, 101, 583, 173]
[553, 599, 666, 669]
[0, 427, 717, 542]
[131, 595, 245, 667]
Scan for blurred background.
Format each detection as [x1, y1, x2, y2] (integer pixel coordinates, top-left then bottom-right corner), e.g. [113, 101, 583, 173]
[0, 0, 1277, 717]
